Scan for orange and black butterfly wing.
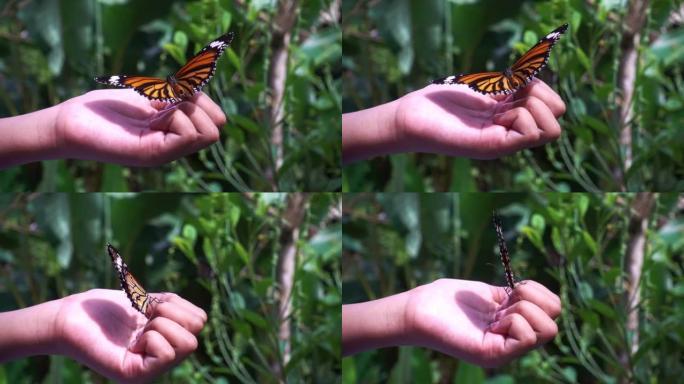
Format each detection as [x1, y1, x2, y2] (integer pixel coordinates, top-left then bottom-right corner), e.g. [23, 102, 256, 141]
[171, 31, 235, 99]
[123, 272, 151, 316]
[107, 243, 155, 318]
[433, 72, 511, 95]
[94, 75, 179, 103]
[432, 23, 567, 95]
[94, 31, 234, 102]
[509, 23, 568, 88]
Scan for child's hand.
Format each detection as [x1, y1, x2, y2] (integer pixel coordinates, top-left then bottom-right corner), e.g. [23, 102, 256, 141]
[55, 289, 206, 382]
[404, 279, 560, 367]
[342, 278, 560, 366]
[53, 89, 225, 166]
[342, 79, 565, 163]
[395, 79, 565, 158]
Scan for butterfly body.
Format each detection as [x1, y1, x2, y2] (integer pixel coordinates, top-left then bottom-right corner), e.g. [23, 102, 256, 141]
[492, 212, 517, 291]
[107, 243, 159, 318]
[433, 24, 568, 95]
[95, 31, 235, 103]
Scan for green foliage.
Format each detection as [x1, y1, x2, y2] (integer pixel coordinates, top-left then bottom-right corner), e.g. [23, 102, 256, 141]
[0, 0, 340, 191]
[342, 0, 684, 192]
[342, 193, 684, 382]
[0, 193, 341, 382]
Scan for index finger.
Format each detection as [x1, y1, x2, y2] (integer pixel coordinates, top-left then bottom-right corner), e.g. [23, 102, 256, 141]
[512, 280, 561, 318]
[513, 79, 566, 117]
[152, 293, 208, 334]
[191, 92, 227, 126]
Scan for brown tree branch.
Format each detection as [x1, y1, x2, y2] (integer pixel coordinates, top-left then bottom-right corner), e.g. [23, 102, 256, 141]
[267, 0, 299, 188]
[619, 192, 654, 383]
[615, 0, 647, 189]
[274, 193, 308, 381]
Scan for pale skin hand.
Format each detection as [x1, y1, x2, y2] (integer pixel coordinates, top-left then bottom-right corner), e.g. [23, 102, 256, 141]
[0, 89, 226, 168]
[0, 289, 207, 383]
[342, 79, 566, 164]
[342, 278, 561, 367]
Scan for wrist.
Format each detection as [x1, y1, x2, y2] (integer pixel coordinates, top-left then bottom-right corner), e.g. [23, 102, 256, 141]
[342, 290, 411, 355]
[0, 298, 63, 362]
[342, 99, 405, 164]
[43, 103, 65, 160]
[0, 104, 62, 168]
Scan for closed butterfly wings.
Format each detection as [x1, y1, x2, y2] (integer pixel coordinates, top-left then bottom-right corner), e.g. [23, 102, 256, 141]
[95, 31, 235, 103]
[492, 212, 516, 291]
[433, 24, 568, 95]
[107, 243, 159, 318]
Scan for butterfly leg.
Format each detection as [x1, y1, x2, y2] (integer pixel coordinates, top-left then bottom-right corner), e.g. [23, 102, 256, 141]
[148, 103, 180, 131]
[161, 103, 179, 112]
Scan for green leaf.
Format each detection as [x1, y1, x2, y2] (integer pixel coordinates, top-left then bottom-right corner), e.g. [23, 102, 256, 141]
[172, 237, 197, 264]
[182, 224, 197, 245]
[454, 361, 485, 383]
[233, 240, 250, 265]
[231, 114, 262, 133]
[228, 205, 241, 229]
[521, 226, 543, 250]
[173, 30, 188, 50]
[239, 309, 268, 329]
[575, 47, 591, 71]
[577, 195, 589, 218]
[163, 43, 186, 66]
[582, 230, 597, 254]
[531, 214, 546, 232]
[588, 299, 617, 320]
[101, 164, 128, 192]
[551, 227, 563, 253]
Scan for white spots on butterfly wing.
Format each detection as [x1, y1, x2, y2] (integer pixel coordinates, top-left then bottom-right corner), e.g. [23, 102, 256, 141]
[543, 24, 568, 42]
[107, 75, 127, 86]
[209, 40, 227, 49]
[432, 75, 459, 85]
[96, 75, 132, 88]
[546, 31, 562, 40]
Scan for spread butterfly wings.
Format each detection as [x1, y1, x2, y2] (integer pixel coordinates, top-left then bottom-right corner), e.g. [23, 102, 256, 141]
[432, 24, 568, 95]
[95, 31, 235, 103]
[107, 243, 159, 318]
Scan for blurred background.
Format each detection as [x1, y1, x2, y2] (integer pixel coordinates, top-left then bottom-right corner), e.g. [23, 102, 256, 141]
[0, 0, 341, 192]
[342, 0, 684, 192]
[342, 192, 684, 383]
[0, 192, 341, 383]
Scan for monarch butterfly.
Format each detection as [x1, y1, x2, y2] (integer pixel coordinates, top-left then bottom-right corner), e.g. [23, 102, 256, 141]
[492, 212, 517, 291]
[107, 243, 160, 318]
[432, 24, 568, 95]
[95, 31, 235, 103]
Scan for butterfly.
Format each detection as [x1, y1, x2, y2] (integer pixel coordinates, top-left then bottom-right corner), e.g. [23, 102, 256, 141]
[95, 31, 235, 103]
[492, 212, 517, 291]
[107, 243, 161, 318]
[432, 24, 568, 95]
